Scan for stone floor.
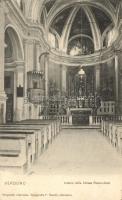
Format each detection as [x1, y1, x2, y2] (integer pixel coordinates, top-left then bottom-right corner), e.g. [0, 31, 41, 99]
[32, 129, 122, 175]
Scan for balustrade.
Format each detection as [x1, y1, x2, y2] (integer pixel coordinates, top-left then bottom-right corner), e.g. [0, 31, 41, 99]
[90, 115, 122, 126]
[41, 115, 70, 125]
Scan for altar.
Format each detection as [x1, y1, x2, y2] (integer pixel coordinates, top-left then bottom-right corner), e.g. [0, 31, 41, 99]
[70, 108, 92, 126]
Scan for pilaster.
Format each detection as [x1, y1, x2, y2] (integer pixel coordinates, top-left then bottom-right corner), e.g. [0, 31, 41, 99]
[15, 65, 24, 121]
[117, 49, 122, 113]
[61, 65, 67, 95]
[44, 54, 49, 99]
[0, 1, 7, 123]
[115, 55, 119, 102]
[95, 65, 100, 92]
[24, 39, 34, 97]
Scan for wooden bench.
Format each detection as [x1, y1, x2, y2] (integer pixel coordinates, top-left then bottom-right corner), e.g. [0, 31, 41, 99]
[18, 119, 61, 138]
[101, 120, 109, 136]
[0, 125, 46, 158]
[110, 124, 122, 152]
[16, 121, 53, 146]
[0, 119, 61, 173]
[0, 124, 51, 149]
[101, 121, 122, 154]
[0, 130, 35, 173]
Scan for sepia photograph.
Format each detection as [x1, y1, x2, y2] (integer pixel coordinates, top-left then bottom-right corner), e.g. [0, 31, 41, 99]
[0, 0, 122, 199]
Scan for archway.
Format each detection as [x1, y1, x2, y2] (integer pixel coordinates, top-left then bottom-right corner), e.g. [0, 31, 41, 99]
[5, 25, 24, 122]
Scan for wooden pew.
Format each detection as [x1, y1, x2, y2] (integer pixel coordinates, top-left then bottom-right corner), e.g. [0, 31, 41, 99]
[0, 119, 61, 173]
[16, 122, 53, 146]
[110, 124, 122, 152]
[107, 122, 114, 143]
[116, 127, 122, 154]
[19, 119, 61, 137]
[102, 121, 122, 154]
[0, 130, 35, 173]
[0, 125, 45, 158]
[0, 119, 61, 161]
[17, 119, 60, 140]
[101, 120, 109, 136]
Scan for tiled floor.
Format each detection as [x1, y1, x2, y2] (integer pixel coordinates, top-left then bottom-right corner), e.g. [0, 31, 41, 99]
[32, 129, 122, 175]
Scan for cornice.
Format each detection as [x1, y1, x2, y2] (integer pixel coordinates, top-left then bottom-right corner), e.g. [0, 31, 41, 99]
[5, 60, 25, 67]
[49, 46, 116, 66]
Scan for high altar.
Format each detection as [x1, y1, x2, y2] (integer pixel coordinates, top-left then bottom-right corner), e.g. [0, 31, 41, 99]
[70, 108, 92, 126]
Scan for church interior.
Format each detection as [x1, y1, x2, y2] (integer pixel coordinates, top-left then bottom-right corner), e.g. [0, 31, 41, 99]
[0, 0, 122, 174]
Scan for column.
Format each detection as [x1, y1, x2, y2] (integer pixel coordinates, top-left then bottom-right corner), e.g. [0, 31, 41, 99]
[95, 65, 100, 92]
[61, 65, 67, 95]
[119, 73, 122, 114]
[0, 2, 6, 123]
[36, 42, 41, 71]
[15, 65, 24, 121]
[24, 40, 34, 97]
[68, 71, 71, 96]
[115, 55, 119, 102]
[44, 54, 49, 99]
[116, 50, 122, 114]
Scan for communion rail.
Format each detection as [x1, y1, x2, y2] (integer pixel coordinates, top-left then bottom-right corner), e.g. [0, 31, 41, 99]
[41, 115, 122, 126]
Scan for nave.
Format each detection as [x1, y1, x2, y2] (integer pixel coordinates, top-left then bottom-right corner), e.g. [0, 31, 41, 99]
[0, 0, 122, 179]
[32, 129, 122, 175]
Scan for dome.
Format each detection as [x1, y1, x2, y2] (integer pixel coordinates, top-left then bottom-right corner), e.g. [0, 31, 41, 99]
[41, 1, 116, 55]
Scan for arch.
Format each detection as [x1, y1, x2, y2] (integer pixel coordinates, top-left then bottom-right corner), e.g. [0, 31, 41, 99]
[68, 34, 94, 44]
[5, 24, 24, 61]
[28, 0, 116, 25]
[67, 35, 94, 55]
[116, 1, 122, 26]
[40, 7, 47, 27]
[47, 1, 116, 27]
[49, 5, 102, 51]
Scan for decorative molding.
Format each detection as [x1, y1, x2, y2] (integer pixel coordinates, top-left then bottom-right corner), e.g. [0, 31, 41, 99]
[49, 45, 116, 66]
[5, 60, 25, 68]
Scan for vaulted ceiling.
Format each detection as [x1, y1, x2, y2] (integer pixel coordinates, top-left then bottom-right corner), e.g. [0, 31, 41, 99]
[25, 0, 121, 55]
[45, 2, 114, 53]
[28, 0, 121, 23]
